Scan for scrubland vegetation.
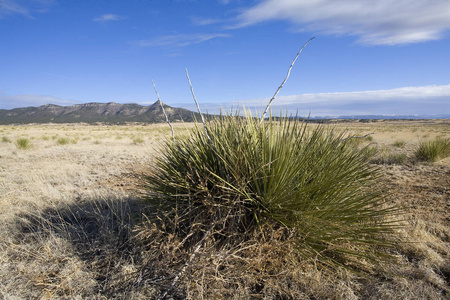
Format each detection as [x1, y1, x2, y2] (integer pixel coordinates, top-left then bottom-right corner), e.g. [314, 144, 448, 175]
[0, 119, 449, 299]
[14, 137, 33, 150]
[415, 137, 450, 162]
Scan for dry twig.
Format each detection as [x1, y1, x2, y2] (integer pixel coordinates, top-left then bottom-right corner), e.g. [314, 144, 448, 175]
[185, 68, 213, 144]
[152, 79, 175, 142]
[260, 37, 315, 123]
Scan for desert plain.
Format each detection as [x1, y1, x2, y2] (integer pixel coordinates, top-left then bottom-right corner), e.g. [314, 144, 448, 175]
[0, 119, 449, 299]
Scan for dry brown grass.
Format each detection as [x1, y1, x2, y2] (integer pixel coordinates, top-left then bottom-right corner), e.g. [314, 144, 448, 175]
[0, 120, 449, 299]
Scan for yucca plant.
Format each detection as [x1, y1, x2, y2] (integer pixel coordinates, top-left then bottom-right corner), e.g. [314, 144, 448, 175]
[415, 137, 450, 162]
[146, 110, 399, 268]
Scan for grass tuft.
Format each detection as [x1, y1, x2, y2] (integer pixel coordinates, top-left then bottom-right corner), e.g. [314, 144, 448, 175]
[57, 137, 70, 145]
[133, 137, 145, 144]
[415, 137, 450, 162]
[393, 140, 406, 148]
[15, 137, 33, 150]
[2, 136, 12, 143]
[364, 135, 374, 142]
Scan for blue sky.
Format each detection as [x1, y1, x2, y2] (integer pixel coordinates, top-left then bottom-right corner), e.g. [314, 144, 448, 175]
[1, 0, 449, 117]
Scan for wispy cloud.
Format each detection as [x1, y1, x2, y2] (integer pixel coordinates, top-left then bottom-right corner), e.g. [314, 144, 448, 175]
[191, 16, 222, 26]
[0, 0, 31, 18]
[268, 84, 450, 105]
[0, 93, 78, 109]
[131, 33, 231, 48]
[233, 0, 450, 45]
[235, 84, 450, 116]
[147, 84, 450, 116]
[0, 0, 55, 18]
[93, 14, 125, 23]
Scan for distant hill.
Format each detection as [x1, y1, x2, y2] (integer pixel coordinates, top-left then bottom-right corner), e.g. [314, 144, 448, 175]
[0, 101, 201, 124]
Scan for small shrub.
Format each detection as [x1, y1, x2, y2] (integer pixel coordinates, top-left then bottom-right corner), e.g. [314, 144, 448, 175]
[41, 136, 50, 141]
[15, 138, 33, 150]
[362, 145, 378, 160]
[364, 135, 374, 142]
[57, 137, 70, 145]
[370, 146, 408, 165]
[2, 136, 12, 143]
[344, 134, 373, 147]
[393, 140, 406, 148]
[415, 138, 450, 162]
[133, 137, 144, 144]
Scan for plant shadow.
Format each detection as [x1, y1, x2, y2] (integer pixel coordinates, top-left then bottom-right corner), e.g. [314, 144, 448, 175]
[11, 193, 168, 299]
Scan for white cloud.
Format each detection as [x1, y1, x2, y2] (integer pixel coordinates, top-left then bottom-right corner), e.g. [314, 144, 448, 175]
[153, 84, 450, 117]
[93, 14, 125, 23]
[0, 0, 55, 18]
[0, 94, 77, 109]
[191, 16, 222, 26]
[131, 33, 231, 48]
[272, 84, 450, 105]
[233, 0, 450, 45]
[234, 84, 450, 116]
[0, 0, 31, 18]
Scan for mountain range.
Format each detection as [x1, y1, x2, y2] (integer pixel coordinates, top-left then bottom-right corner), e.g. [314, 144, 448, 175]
[0, 101, 201, 124]
[1, 102, 448, 125]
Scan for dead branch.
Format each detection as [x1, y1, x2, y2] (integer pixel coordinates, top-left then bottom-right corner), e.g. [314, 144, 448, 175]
[260, 37, 315, 124]
[185, 68, 213, 144]
[152, 79, 175, 143]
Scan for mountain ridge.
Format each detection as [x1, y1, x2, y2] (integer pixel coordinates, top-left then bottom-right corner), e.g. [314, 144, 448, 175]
[0, 101, 201, 124]
[1, 102, 449, 125]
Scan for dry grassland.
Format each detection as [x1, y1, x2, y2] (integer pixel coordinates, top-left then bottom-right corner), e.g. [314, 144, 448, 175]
[0, 120, 449, 299]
